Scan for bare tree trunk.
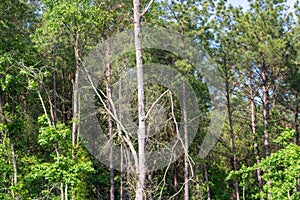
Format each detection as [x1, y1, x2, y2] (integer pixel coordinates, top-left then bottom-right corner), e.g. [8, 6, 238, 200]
[120, 144, 127, 200]
[118, 80, 127, 200]
[147, 173, 153, 200]
[261, 58, 271, 200]
[173, 160, 179, 200]
[52, 42, 57, 126]
[65, 184, 68, 200]
[61, 183, 64, 200]
[72, 32, 80, 160]
[105, 40, 115, 200]
[249, 73, 263, 199]
[203, 160, 211, 200]
[261, 59, 270, 158]
[62, 70, 66, 125]
[133, 0, 146, 199]
[10, 136, 18, 200]
[182, 82, 189, 200]
[224, 61, 240, 200]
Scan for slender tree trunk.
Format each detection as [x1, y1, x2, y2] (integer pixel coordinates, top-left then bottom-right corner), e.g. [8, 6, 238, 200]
[120, 144, 126, 200]
[118, 80, 127, 200]
[61, 183, 64, 200]
[65, 184, 68, 200]
[203, 160, 211, 200]
[242, 186, 245, 200]
[261, 58, 271, 200]
[105, 39, 115, 200]
[183, 82, 189, 200]
[72, 33, 80, 160]
[261, 59, 270, 158]
[52, 43, 64, 199]
[173, 160, 179, 200]
[10, 136, 18, 200]
[179, 21, 189, 200]
[224, 62, 240, 200]
[133, 0, 146, 198]
[147, 173, 153, 200]
[52, 42, 57, 126]
[249, 73, 263, 198]
[62, 70, 66, 125]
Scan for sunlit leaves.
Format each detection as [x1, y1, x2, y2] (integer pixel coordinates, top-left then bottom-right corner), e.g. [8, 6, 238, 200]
[232, 129, 300, 200]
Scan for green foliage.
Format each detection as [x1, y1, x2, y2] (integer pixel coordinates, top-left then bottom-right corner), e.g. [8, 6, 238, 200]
[29, 155, 94, 186]
[259, 143, 300, 199]
[274, 128, 296, 145]
[232, 129, 300, 200]
[0, 135, 13, 197]
[38, 115, 71, 148]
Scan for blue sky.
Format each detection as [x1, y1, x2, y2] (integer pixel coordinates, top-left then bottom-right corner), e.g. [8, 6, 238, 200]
[227, 0, 297, 11]
[227, 0, 249, 10]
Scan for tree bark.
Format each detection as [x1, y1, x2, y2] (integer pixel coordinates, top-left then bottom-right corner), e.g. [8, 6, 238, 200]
[61, 70, 66, 125]
[203, 160, 211, 200]
[173, 160, 179, 200]
[120, 144, 127, 200]
[224, 59, 240, 200]
[10, 136, 18, 200]
[183, 82, 189, 200]
[261, 58, 270, 158]
[133, 0, 146, 199]
[249, 73, 263, 199]
[72, 32, 80, 160]
[118, 80, 127, 200]
[52, 42, 57, 126]
[261, 57, 271, 200]
[105, 39, 115, 200]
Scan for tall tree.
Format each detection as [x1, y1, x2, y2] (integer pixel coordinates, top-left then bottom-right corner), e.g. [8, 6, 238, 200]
[210, 2, 241, 199]
[133, 0, 154, 199]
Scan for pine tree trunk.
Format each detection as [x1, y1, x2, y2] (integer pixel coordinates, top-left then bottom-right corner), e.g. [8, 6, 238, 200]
[261, 58, 271, 200]
[133, 0, 146, 199]
[261, 59, 270, 158]
[250, 73, 263, 199]
[224, 62, 240, 200]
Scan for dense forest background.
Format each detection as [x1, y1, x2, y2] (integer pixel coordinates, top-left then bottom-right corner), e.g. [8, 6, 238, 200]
[0, 0, 299, 199]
